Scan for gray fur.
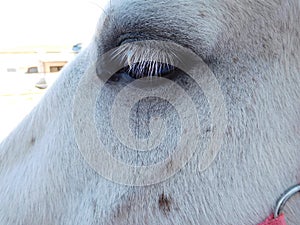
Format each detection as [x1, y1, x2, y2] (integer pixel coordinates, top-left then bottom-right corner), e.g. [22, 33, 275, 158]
[0, 0, 299, 224]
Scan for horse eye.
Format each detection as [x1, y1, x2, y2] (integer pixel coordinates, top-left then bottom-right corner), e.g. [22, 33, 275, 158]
[126, 62, 175, 79]
[125, 62, 174, 79]
[108, 61, 175, 83]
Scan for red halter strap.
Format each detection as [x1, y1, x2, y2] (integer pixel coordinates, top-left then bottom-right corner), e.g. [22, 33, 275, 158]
[258, 184, 300, 225]
[258, 214, 286, 225]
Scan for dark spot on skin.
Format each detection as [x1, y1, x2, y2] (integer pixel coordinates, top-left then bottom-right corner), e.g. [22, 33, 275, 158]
[103, 14, 114, 28]
[199, 12, 206, 18]
[261, 36, 270, 49]
[30, 137, 36, 146]
[206, 127, 211, 133]
[92, 200, 97, 215]
[166, 160, 173, 172]
[233, 57, 239, 63]
[159, 192, 172, 215]
[225, 126, 233, 137]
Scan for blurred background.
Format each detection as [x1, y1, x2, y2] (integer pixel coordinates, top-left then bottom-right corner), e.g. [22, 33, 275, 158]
[0, 0, 106, 141]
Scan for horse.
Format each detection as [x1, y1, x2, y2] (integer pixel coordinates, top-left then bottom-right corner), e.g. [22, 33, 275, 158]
[0, 0, 299, 224]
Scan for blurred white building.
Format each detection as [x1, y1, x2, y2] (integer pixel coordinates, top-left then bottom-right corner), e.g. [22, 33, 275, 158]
[0, 45, 76, 75]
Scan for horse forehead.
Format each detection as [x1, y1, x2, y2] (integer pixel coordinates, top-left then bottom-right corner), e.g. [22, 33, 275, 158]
[97, 0, 290, 55]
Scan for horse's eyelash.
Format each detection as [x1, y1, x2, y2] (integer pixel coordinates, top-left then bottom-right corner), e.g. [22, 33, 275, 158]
[111, 41, 179, 70]
[124, 61, 175, 78]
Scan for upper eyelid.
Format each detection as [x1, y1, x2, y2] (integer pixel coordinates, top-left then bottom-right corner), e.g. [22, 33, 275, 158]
[99, 40, 192, 81]
[112, 46, 179, 70]
[124, 61, 175, 78]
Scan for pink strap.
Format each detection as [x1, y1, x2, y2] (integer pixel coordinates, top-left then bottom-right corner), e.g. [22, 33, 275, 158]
[258, 214, 287, 225]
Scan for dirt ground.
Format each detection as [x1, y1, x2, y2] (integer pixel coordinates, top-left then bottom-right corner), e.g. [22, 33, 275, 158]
[0, 73, 59, 142]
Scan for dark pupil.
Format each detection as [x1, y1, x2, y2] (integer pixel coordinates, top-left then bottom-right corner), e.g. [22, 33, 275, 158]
[121, 62, 174, 79]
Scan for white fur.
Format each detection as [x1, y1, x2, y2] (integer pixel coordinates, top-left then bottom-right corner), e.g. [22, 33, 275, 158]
[0, 1, 300, 224]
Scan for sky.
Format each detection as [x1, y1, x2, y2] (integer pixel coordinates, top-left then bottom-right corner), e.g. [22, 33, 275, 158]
[0, 0, 109, 48]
